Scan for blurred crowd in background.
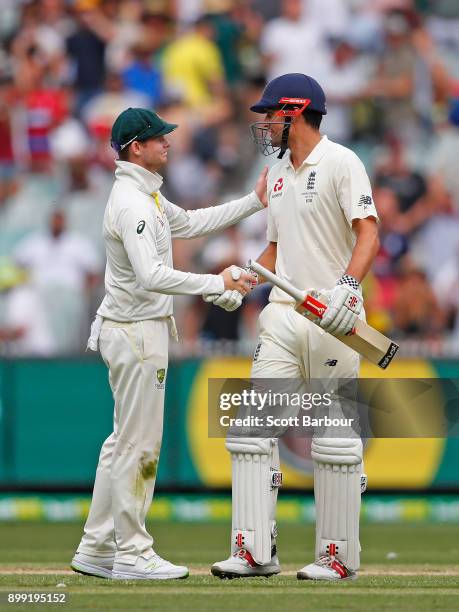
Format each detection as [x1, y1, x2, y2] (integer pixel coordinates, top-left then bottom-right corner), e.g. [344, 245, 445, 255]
[0, 0, 459, 356]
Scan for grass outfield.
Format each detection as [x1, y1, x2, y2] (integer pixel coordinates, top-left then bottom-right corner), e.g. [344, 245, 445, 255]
[0, 522, 458, 611]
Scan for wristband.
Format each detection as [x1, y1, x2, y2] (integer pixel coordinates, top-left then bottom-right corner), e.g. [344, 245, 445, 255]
[337, 274, 360, 290]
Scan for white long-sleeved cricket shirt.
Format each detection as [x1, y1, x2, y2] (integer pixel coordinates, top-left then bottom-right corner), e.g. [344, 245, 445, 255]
[98, 161, 263, 321]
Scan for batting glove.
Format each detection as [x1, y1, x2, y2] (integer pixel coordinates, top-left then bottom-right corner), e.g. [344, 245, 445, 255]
[203, 289, 243, 312]
[320, 275, 363, 336]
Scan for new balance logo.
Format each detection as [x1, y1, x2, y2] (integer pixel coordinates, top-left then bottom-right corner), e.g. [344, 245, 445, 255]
[325, 359, 338, 366]
[358, 195, 373, 211]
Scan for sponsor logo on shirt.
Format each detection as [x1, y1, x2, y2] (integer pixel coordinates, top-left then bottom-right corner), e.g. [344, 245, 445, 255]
[324, 359, 338, 366]
[137, 220, 146, 234]
[272, 177, 284, 198]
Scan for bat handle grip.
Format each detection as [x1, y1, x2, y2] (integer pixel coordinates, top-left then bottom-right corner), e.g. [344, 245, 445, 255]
[247, 259, 305, 302]
[301, 294, 328, 319]
[247, 259, 330, 321]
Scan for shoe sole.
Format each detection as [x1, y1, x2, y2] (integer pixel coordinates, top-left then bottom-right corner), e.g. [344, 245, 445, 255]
[297, 572, 357, 581]
[112, 571, 189, 581]
[71, 561, 113, 580]
[211, 566, 281, 580]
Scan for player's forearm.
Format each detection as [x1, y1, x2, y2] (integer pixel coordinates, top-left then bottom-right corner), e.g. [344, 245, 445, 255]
[345, 221, 379, 283]
[140, 262, 224, 296]
[171, 192, 264, 239]
[255, 242, 277, 284]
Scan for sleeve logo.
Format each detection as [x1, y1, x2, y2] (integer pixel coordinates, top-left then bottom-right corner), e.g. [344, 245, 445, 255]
[137, 220, 146, 234]
[358, 195, 373, 211]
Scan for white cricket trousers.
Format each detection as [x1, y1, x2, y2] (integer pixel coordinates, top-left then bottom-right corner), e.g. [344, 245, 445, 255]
[78, 318, 169, 564]
[252, 302, 360, 379]
[252, 302, 363, 569]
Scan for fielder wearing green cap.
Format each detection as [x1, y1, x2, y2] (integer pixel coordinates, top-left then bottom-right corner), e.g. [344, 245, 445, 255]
[71, 108, 268, 581]
[110, 107, 178, 153]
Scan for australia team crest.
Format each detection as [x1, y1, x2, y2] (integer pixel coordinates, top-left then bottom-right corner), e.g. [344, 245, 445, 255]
[155, 368, 166, 389]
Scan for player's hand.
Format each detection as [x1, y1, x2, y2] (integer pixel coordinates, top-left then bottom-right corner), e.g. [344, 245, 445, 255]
[203, 290, 243, 312]
[320, 279, 363, 336]
[254, 166, 268, 208]
[220, 266, 257, 295]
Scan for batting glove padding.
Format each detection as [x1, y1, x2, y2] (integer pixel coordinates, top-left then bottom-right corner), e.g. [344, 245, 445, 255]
[204, 289, 243, 312]
[320, 277, 362, 336]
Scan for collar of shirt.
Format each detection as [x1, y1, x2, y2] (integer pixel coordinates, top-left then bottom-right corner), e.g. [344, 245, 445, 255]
[115, 160, 163, 195]
[284, 135, 329, 171]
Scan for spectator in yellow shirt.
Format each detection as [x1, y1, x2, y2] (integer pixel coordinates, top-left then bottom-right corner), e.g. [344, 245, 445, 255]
[162, 15, 226, 108]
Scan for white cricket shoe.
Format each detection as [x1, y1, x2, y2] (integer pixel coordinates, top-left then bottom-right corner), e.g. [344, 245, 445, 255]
[112, 552, 189, 580]
[71, 551, 114, 579]
[297, 554, 357, 581]
[211, 548, 281, 579]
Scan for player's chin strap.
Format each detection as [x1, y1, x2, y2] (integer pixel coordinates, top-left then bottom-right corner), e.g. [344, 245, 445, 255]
[277, 115, 292, 159]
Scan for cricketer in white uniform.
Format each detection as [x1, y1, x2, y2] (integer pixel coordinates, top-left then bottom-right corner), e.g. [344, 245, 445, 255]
[211, 74, 379, 580]
[71, 107, 267, 581]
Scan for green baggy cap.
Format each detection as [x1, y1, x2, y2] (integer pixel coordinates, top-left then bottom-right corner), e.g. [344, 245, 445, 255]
[111, 107, 178, 152]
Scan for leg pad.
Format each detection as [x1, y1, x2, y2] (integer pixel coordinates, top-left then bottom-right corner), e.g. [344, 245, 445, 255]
[312, 438, 363, 570]
[226, 437, 281, 564]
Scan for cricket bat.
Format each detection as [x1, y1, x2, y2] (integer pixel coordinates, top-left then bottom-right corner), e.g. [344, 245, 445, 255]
[247, 260, 399, 370]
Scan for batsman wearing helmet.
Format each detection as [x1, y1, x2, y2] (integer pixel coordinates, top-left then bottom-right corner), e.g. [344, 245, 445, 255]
[210, 74, 379, 580]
